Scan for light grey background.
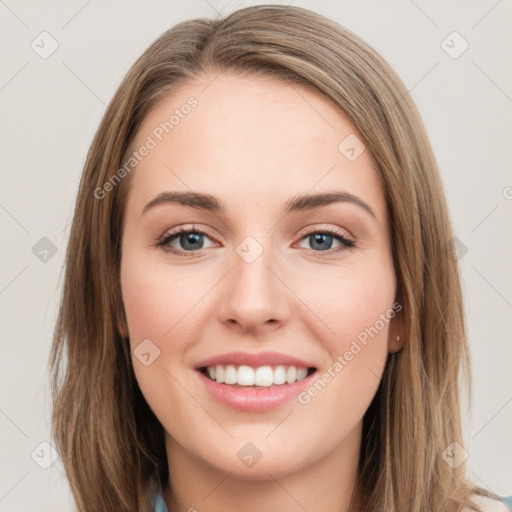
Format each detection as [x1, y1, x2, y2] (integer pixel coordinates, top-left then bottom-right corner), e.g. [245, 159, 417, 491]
[1, 1, 511, 510]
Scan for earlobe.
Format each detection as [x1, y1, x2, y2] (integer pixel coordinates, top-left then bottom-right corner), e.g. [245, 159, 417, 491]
[388, 306, 406, 353]
[116, 301, 129, 338]
[389, 334, 405, 353]
[117, 318, 129, 338]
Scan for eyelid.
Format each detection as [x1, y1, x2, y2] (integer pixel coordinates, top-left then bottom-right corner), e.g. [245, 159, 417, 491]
[296, 224, 354, 242]
[156, 224, 219, 247]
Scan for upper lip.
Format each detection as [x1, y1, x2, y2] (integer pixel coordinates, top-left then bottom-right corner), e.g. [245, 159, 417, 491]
[194, 351, 317, 370]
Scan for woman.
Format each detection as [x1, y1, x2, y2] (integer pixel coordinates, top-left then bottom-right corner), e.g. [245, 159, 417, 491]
[49, 4, 509, 511]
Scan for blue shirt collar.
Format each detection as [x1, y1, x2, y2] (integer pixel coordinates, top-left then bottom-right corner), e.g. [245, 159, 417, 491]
[153, 490, 169, 512]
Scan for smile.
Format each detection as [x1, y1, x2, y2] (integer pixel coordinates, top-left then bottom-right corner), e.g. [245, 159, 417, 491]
[200, 364, 316, 387]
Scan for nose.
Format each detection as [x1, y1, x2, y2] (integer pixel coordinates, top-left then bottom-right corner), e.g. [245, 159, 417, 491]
[216, 238, 291, 335]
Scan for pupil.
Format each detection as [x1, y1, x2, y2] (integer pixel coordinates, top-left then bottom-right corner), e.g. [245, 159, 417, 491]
[182, 233, 202, 250]
[311, 233, 331, 251]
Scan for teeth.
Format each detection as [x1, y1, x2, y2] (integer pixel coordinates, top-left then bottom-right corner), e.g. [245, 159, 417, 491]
[203, 364, 312, 386]
[238, 365, 256, 385]
[273, 365, 287, 385]
[254, 366, 273, 386]
[286, 366, 296, 384]
[215, 365, 224, 383]
[224, 365, 237, 384]
[296, 367, 308, 381]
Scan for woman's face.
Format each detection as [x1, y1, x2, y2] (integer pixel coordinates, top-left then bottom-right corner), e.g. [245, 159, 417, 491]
[119, 71, 402, 479]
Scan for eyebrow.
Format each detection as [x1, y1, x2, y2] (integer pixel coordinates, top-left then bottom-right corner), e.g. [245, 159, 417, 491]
[141, 190, 376, 219]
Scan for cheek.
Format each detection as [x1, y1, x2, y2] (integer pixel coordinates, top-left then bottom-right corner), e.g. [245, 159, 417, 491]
[332, 278, 395, 348]
[296, 269, 395, 405]
[120, 250, 208, 343]
[120, 250, 214, 411]
[297, 265, 395, 351]
[120, 254, 202, 424]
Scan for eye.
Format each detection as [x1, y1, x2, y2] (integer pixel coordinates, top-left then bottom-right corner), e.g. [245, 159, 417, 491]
[156, 225, 218, 255]
[296, 227, 356, 254]
[155, 225, 356, 257]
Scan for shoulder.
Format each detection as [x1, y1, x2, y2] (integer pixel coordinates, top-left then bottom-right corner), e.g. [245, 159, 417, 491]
[462, 494, 512, 512]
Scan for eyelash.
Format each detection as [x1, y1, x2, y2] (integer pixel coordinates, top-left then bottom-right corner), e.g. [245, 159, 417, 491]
[155, 225, 356, 257]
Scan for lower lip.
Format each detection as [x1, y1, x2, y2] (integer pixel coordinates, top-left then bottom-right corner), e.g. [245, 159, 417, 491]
[196, 369, 316, 412]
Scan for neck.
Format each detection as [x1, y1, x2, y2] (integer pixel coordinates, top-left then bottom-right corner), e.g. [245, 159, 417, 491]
[163, 422, 362, 512]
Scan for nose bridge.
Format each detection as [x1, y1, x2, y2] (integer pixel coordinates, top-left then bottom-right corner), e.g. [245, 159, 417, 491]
[219, 233, 289, 330]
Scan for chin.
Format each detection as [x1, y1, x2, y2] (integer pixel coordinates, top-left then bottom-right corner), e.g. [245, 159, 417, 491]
[194, 434, 317, 481]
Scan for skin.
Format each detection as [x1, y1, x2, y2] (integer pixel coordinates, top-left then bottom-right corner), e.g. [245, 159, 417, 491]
[118, 70, 405, 512]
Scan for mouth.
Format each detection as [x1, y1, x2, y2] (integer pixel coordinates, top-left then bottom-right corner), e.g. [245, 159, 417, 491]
[193, 351, 320, 411]
[198, 364, 317, 389]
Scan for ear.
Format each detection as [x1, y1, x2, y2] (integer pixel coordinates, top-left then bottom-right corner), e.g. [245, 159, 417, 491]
[116, 308, 129, 338]
[387, 303, 405, 354]
[114, 294, 129, 338]
[118, 320, 129, 338]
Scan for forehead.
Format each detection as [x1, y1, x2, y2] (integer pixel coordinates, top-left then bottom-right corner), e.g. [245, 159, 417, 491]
[124, 71, 386, 221]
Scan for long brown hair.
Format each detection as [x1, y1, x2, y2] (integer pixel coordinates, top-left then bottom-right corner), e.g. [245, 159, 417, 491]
[49, 4, 498, 511]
